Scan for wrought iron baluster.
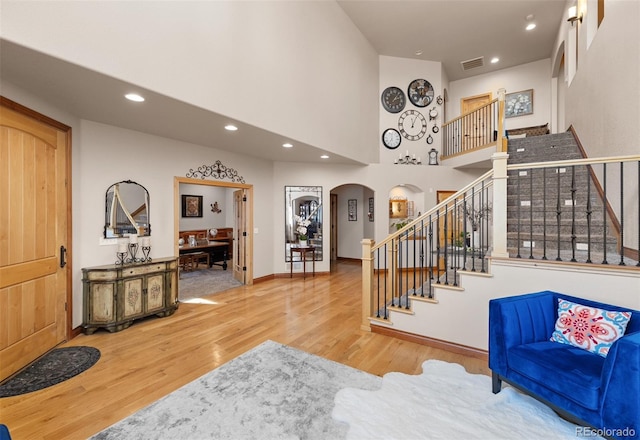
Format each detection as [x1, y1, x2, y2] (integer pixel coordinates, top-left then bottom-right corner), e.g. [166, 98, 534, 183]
[570, 165, 577, 262]
[619, 162, 625, 265]
[542, 168, 548, 260]
[480, 181, 487, 273]
[556, 167, 562, 261]
[397, 237, 402, 307]
[419, 219, 425, 297]
[529, 168, 534, 259]
[376, 247, 381, 318]
[586, 166, 593, 264]
[444, 205, 450, 285]
[516, 172, 522, 258]
[405, 229, 410, 308]
[384, 244, 388, 319]
[428, 218, 434, 297]
[470, 189, 476, 272]
[453, 199, 459, 287]
[435, 210, 441, 284]
[602, 163, 608, 264]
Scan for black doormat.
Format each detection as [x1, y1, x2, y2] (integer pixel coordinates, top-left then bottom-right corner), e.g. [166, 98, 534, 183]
[0, 346, 100, 398]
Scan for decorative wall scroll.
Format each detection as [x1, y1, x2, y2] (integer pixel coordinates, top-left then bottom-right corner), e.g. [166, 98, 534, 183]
[186, 160, 245, 183]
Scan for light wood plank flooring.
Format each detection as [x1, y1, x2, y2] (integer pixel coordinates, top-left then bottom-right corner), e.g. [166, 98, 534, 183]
[1, 260, 489, 439]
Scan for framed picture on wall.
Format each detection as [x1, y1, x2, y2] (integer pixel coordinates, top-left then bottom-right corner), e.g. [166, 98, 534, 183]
[505, 89, 533, 118]
[348, 199, 357, 221]
[368, 197, 374, 222]
[181, 195, 203, 217]
[389, 199, 407, 219]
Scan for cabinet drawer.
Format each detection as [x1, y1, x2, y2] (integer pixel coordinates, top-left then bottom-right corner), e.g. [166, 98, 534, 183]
[123, 263, 166, 276]
[86, 271, 118, 281]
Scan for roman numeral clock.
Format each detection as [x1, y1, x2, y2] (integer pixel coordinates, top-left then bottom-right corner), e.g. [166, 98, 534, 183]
[381, 79, 435, 150]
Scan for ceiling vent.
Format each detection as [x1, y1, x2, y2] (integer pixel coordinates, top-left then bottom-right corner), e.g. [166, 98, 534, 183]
[461, 56, 484, 71]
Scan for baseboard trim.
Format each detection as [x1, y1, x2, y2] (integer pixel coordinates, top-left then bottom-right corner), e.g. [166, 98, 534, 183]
[371, 325, 488, 361]
[253, 274, 275, 284]
[337, 257, 361, 263]
[273, 271, 330, 279]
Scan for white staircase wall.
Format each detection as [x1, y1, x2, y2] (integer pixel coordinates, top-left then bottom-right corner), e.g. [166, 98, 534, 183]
[377, 260, 640, 351]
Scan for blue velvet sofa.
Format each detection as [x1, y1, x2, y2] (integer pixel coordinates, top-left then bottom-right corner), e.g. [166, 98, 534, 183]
[489, 290, 639, 439]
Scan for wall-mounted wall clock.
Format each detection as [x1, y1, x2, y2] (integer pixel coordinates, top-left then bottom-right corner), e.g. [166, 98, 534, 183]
[432, 125, 439, 133]
[398, 109, 427, 141]
[426, 134, 434, 144]
[407, 79, 434, 107]
[429, 107, 438, 120]
[382, 128, 402, 149]
[381, 86, 406, 113]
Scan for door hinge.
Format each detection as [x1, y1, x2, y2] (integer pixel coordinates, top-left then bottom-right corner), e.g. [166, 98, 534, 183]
[242, 196, 247, 202]
[64, 302, 68, 311]
[242, 231, 247, 236]
[242, 266, 247, 271]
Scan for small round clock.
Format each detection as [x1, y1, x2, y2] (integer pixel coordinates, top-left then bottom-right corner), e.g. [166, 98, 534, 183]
[381, 86, 406, 113]
[398, 109, 427, 141]
[407, 79, 434, 107]
[382, 128, 402, 149]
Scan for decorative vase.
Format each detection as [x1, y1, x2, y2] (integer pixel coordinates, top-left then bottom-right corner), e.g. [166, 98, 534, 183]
[299, 239, 308, 247]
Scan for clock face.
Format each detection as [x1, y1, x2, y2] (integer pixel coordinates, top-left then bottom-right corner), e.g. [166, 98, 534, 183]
[381, 86, 406, 113]
[398, 109, 427, 141]
[382, 128, 401, 149]
[407, 79, 434, 107]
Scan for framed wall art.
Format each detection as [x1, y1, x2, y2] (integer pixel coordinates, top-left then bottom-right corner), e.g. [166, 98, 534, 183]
[181, 194, 203, 217]
[505, 89, 533, 118]
[389, 199, 407, 219]
[368, 197, 374, 222]
[348, 199, 357, 221]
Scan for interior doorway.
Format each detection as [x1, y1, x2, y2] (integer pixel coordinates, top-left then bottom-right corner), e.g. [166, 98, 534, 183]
[173, 177, 253, 298]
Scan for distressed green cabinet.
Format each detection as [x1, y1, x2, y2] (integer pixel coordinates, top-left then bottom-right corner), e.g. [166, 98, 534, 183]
[82, 257, 178, 334]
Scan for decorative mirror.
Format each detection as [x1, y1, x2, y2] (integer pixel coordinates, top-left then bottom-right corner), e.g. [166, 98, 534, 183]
[104, 180, 150, 238]
[285, 186, 323, 261]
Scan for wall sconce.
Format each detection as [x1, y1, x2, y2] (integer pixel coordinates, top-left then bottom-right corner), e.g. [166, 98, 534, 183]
[567, 5, 582, 25]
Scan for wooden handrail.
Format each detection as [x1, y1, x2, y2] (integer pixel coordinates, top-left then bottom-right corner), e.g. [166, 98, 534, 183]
[444, 98, 498, 125]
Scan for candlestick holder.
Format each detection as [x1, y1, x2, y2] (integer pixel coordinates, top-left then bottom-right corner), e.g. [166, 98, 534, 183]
[140, 246, 152, 262]
[126, 243, 140, 264]
[115, 251, 128, 265]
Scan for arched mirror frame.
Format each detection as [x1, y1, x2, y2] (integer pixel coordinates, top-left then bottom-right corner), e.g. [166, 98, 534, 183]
[285, 185, 323, 261]
[104, 180, 151, 238]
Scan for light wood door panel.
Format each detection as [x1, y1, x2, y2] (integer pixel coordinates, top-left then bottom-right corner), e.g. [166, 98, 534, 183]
[460, 93, 492, 150]
[0, 100, 70, 381]
[233, 189, 246, 283]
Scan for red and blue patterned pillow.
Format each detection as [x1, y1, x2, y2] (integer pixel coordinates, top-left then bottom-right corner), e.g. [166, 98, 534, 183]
[550, 298, 631, 357]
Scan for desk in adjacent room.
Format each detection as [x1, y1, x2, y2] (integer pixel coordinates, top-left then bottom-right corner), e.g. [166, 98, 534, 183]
[289, 246, 315, 278]
[179, 241, 228, 270]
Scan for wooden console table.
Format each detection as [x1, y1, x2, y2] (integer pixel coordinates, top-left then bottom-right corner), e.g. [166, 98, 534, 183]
[82, 257, 178, 334]
[290, 246, 315, 278]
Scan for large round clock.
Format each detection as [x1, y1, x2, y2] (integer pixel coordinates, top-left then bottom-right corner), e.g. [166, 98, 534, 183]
[382, 128, 402, 149]
[407, 79, 434, 107]
[398, 109, 427, 141]
[381, 86, 406, 113]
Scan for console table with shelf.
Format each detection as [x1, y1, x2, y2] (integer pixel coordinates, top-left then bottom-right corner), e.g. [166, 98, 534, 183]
[82, 257, 178, 334]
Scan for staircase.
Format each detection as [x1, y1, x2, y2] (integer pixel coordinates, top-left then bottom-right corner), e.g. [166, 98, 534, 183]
[506, 132, 625, 264]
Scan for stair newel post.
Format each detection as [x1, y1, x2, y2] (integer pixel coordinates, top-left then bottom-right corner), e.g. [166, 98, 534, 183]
[497, 88, 507, 153]
[491, 152, 510, 258]
[361, 238, 375, 332]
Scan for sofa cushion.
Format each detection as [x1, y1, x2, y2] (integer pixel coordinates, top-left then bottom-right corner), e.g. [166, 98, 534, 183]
[550, 298, 631, 357]
[509, 341, 605, 410]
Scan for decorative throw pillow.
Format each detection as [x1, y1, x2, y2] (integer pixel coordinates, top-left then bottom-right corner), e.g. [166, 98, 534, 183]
[550, 298, 631, 357]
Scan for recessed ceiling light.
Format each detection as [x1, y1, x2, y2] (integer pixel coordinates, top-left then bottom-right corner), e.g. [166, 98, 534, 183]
[491, 57, 500, 64]
[526, 23, 536, 31]
[415, 50, 423, 56]
[282, 143, 293, 148]
[320, 154, 329, 159]
[224, 124, 238, 131]
[125, 93, 145, 102]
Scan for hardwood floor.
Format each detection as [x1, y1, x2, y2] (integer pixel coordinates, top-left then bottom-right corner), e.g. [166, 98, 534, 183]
[1, 260, 489, 439]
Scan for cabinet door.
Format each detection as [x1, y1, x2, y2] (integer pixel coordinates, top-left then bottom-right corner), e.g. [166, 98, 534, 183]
[122, 277, 144, 318]
[90, 282, 116, 323]
[146, 274, 164, 312]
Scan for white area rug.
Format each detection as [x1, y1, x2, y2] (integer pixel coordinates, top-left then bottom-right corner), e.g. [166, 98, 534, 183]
[333, 359, 602, 440]
[90, 340, 381, 439]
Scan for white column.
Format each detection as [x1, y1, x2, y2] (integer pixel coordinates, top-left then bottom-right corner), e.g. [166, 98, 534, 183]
[491, 152, 510, 258]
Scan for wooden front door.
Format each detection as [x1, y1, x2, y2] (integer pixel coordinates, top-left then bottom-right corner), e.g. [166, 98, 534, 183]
[0, 98, 71, 381]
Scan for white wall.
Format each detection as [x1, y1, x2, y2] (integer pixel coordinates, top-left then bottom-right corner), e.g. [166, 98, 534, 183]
[379, 56, 443, 165]
[448, 59, 552, 132]
[178, 184, 231, 232]
[0, 1, 380, 164]
[382, 260, 640, 350]
[333, 184, 366, 259]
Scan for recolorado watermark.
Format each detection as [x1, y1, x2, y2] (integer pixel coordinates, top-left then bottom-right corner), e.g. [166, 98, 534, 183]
[576, 426, 636, 438]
